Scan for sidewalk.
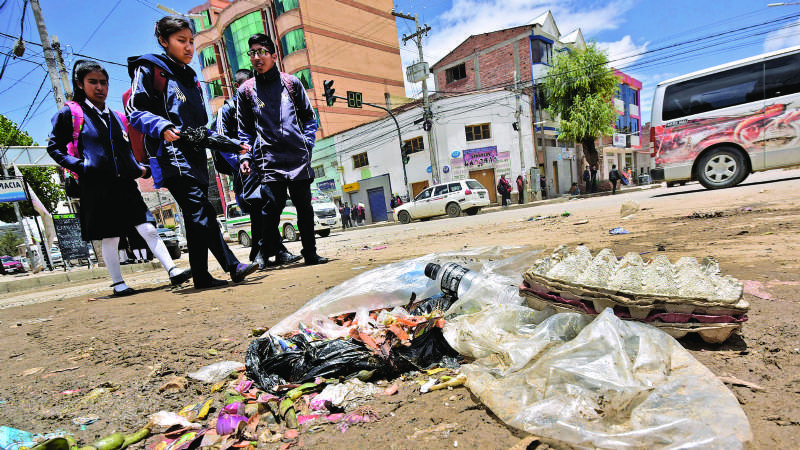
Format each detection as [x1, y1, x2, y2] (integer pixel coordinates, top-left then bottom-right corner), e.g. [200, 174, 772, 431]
[0, 260, 163, 295]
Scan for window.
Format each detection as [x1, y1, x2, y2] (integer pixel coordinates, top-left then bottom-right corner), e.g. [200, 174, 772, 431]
[465, 123, 491, 141]
[631, 118, 639, 133]
[531, 39, 552, 65]
[192, 11, 211, 32]
[352, 152, 369, 168]
[223, 12, 265, 74]
[465, 180, 484, 190]
[312, 165, 325, 178]
[280, 29, 306, 56]
[275, 0, 299, 16]
[764, 53, 800, 99]
[445, 63, 466, 84]
[662, 62, 763, 121]
[294, 69, 313, 89]
[433, 185, 448, 196]
[314, 108, 321, 129]
[403, 136, 424, 153]
[416, 188, 432, 201]
[198, 47, 216, 69]
[448, 183, 462, 193]
[206, 79, 223, 99]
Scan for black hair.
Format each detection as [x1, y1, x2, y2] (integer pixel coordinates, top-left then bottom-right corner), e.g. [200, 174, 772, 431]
[247, 33, 276, 54]
[234, 69, 253, 86]
[71, 59, 108, 104]
[155, 16, 193, 49]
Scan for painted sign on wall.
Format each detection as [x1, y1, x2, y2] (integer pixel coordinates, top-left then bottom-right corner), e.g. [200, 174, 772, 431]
[463, 146, 498, 167]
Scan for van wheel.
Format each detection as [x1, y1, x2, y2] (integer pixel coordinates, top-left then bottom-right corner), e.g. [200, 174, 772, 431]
[317, 229, 331, 238]
[696, 147, 747, 189]
[238, 231, 251, 247]
[283, 223, 299, 241]
[446, 203, 461, 218]
[465, 207, 480, 216]
[398, 211, 411, 224]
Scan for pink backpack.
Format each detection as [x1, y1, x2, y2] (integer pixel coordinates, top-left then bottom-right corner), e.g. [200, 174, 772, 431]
[64, 101, 128, 180]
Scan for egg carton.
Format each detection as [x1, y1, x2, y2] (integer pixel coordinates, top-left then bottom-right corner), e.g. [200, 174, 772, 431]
[524, 245, 749, 313]
[522, 292, 742, 344]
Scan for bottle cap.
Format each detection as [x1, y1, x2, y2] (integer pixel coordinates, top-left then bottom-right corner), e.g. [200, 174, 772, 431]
[424, 262, 440, 280]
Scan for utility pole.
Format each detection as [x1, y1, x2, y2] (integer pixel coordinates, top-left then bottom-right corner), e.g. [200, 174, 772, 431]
[52, 36, 73, 101]
[392, 10, 439, 183]
[514, 72, 527, 203]
[30, 0, 66, 109]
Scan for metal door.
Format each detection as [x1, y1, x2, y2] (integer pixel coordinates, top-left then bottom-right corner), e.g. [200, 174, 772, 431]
[367, 187, 388, 223]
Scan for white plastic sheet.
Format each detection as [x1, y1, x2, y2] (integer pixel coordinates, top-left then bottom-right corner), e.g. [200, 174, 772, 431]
[269, 247, 752, 448]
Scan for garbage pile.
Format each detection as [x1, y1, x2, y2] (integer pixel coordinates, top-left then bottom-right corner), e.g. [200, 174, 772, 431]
[520, 245, 750, 343]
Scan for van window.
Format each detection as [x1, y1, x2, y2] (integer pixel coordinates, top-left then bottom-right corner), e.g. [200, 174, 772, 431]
[416, 188, 432, 201]
[228, 205, 242, 218]
[764, 53, 800, 99]
[433, 185, 449, 196]
[662, 62, 763, 121]
[448, 183, 462, 193]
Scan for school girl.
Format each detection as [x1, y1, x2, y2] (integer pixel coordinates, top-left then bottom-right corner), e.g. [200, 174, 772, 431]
[126, 16, 257, 289]
[46, 59, 192, 296]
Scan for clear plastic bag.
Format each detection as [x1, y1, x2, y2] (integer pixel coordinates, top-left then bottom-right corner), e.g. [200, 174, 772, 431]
[187, 361, 244, 383]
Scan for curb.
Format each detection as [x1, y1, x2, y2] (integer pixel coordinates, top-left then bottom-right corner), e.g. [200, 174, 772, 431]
[0, 261, 164, 294]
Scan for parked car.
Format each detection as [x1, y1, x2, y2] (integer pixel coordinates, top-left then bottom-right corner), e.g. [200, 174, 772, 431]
[395, 179, 490, 224]
[156, 227, 182, 259]
[1, 255, 25, 274]
[49, 246, 64, 268]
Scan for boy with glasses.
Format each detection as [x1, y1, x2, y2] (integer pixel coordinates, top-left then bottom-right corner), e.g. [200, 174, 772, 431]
[237, 34, 328, 265]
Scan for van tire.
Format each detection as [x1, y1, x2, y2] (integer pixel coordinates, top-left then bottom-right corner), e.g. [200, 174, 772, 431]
[283, 223, 299, 241]
[238, 231, 251, 247]
[398, 211, 411, 224]
[465, 207, 480, 216]
[696, 147, 747, 189]
[446, 202, 461, 218]
[317, 229, 331, 238]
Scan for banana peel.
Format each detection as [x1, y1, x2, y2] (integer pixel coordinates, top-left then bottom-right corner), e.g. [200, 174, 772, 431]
[178, 398, 213, 421]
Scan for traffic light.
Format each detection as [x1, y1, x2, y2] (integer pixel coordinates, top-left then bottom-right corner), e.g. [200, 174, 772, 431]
[323, 80, 336, 106]
[401, 142, 412, 165]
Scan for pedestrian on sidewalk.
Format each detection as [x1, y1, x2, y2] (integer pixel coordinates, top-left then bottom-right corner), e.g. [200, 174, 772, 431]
[609, 164, 621, 194]
[590, 165, 598, 193]
[351, 204, 359, 227]
[47, 59, 191, 296]
[126, 16, 257, 288]
[237, 33, 328, 265]
[583, 165, 591, 193]
[497, 175, 512, 207]
[357, 203, 366, 226]
[343, 202, 352, 228]
[516, 175, 525, 204]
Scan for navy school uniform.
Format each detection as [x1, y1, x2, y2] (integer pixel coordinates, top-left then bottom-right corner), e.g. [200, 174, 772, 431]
[47, 100, 154, 242]
[126, 53, 239, 279]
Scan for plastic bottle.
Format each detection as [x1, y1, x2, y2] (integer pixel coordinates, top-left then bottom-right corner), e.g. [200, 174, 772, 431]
[424, 262, 522, 304]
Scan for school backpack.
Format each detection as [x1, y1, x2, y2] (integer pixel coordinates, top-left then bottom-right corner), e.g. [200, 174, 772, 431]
[122, 64, 167, 162]
[64, 101, 129, 180]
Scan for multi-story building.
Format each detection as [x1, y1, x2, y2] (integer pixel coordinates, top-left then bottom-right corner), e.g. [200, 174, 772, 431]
[429, 11, 586, 196]
[188, 0, 407, 138]
[599, 70, 648, 181]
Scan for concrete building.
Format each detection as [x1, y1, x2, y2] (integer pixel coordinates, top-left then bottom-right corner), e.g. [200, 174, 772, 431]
[429, 11, 586, 197]
[188, 0, 407, 137]
[599, 70, 649, 183]
[333, 89, 534, 224]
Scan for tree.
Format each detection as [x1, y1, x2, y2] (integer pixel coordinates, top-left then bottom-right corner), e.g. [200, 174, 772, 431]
[0, 115, 66, 223]
[542, 43, 619, 167]
[0, 230, 23, 255]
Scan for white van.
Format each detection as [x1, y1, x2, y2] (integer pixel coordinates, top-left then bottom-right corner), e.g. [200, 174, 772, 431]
[225, 188, 338, 246]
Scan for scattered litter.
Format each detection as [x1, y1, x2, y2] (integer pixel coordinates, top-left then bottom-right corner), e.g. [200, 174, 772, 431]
[9, 353, 24, 359]
[148, 411, 202, 429]
[22, 367, 44, 376]
[608, 227, 629, 234]
[620, 199, 640, 218]
[419, 378, 436, 394]
[71, 415, 99, 426]
[49, 367, 79, 374]
[718, 375, 765, 392]
[158, 376, 188, 393]
[314, 379, 384, 410]
[572, 219, 588, 225]
[187, 361, 244, 383]
[688, 211, 723, 219]
[80, 382, 119, 404]
[178, 398, 213, 421]
[372, 246, 387, 250]
[560, 211, 570, 217]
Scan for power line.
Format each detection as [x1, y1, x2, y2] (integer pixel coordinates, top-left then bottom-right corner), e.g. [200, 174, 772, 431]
[77, 0, 123, 53]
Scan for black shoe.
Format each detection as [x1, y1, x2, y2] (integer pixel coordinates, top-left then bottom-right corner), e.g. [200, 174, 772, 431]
[194, 277, 228, 289]
[169, 267, 192, 286]
[303, 254, 329, 266]
[253, 253, 266, 270]
[231, 263, 258, 283]
[276, 250, 302, 265]
[111, 281, 136, 297]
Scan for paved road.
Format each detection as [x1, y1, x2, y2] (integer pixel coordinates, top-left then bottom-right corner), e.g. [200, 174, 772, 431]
[3, 168, 798, 309]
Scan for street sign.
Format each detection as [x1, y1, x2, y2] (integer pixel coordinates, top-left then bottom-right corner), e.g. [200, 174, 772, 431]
[347, 91, 363, 109]
[0, 177, 27, 203]
[342, 182, 360, 192]
[406, 61, 430, 83]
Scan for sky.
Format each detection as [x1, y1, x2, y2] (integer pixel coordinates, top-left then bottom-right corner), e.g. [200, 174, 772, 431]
[1, 0, 799, 147]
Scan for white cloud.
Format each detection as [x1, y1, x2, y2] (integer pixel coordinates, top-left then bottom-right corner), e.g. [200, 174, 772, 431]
[399, 0, 639, 97]
[764, 17, 800, 52]
[596, 35, 648, 68]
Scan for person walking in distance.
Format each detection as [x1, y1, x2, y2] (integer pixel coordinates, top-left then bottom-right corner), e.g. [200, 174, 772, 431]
[609, 164, 621, 194]
[48, 59, 191, 296]
[497, 174, 512, 207]
[237, 33, 328, 265]
[516, 175, 525, 204]
[126, 16, 257, 288]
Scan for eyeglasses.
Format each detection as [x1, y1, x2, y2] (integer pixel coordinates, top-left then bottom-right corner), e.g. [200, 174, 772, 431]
[246, 48, 272, 57]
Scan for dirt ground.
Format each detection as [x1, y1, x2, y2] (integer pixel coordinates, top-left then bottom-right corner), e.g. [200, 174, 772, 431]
[1, 177, 799, 449]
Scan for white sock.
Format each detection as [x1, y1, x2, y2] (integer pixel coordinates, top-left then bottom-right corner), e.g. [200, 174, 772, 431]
[135, 222, 175, 274]
[102, 237, 129, 291]
[134, 249, 145, 260]
[119, 249, 128, 262]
